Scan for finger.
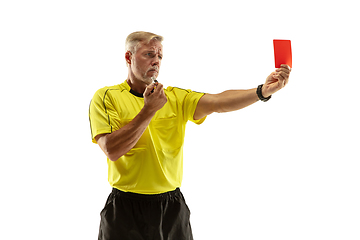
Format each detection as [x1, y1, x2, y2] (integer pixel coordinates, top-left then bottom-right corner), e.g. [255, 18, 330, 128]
[284, 77, 289, 86]
[276, 67, 291, 74]
[266, 72, 276, 81]
[278, 72, 290, 87]
[276, 68, 290, 78]
[280, 71, 290, 80]
[274, 74, 283, 81]
[155, 83, 164, 93]
[280, 64, 291, 71]
[144, 82, 156, 96]
[151, 81, 160, 93]
[157, 84, 167, 97]
[273, 72, 280, 79]
[275, 74, 286, 86]
[274, 72, 287, 81]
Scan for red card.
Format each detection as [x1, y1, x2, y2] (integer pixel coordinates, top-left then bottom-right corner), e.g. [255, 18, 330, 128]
[273, 39, 292, 68]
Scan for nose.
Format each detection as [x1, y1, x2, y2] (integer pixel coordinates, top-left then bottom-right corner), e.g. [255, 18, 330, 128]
[152, 58, 159, 67]
[151, 54, 161, 66]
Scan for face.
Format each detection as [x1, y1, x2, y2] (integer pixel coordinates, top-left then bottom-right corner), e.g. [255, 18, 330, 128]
[128, 40, 163, 85]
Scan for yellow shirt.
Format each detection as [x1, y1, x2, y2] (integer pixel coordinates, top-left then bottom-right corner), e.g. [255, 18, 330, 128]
[89, 80, 206, 194]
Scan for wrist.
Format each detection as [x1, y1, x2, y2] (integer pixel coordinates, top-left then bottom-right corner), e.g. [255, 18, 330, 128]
[257, 84, 271, 102]
[261, 85, 271, 98]
[140, 105, 157, 120]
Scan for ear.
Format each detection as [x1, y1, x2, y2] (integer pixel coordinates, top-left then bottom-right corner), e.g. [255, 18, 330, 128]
[125, 51, 132, 65]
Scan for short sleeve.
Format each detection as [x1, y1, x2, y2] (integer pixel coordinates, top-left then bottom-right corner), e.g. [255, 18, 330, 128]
[89, 88, 121, 143]
[183, 91, 207, 125]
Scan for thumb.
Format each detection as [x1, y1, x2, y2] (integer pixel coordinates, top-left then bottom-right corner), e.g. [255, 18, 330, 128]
[144, 83, 156, 97]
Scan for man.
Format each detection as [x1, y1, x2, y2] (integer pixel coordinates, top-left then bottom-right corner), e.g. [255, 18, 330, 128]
[89, 31, 291, 240]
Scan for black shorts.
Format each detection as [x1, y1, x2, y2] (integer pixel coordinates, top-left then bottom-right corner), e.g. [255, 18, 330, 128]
[98, 188, 193, 240]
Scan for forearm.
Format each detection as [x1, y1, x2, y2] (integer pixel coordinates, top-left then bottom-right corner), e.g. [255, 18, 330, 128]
[100, 107, 155, 161]
[194, 65, 291, 119]
[98, 82, 167, 161]
[214, 88, 259, 113]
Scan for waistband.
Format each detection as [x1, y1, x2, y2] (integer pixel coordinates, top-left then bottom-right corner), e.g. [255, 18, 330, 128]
[111, 187, 181, 201]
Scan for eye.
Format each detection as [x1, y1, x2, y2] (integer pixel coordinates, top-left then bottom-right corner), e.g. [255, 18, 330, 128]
[158, 55, 163, 60]
[145, 52, 154, 58]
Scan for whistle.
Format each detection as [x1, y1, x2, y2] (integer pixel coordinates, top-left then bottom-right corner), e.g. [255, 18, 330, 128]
[151, 77, 158, 93]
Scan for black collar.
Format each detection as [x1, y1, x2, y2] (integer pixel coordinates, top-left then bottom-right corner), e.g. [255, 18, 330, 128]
[130, 89, 144, 98]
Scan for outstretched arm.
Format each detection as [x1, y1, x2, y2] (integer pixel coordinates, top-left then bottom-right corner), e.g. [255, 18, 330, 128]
[194, 64, 291, 120]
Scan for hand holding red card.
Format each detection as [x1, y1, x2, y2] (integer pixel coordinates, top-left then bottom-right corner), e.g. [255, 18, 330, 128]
[261, 41, 292, 98]
[273, 39, 292, 68]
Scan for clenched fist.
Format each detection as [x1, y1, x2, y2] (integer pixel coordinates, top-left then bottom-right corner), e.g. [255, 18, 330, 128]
[143, 81, 168, 114]
[262, 64, 292, 98]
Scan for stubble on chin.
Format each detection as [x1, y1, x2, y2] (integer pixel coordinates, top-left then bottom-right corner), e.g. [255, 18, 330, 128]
[141, 75, 153, 85]
[143, 72, 158, 85]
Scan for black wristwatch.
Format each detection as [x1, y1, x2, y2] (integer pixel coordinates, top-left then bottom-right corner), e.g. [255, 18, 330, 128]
[257, 84, 271, 102]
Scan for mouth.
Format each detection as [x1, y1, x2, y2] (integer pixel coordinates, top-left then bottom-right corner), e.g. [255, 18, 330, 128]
[148, 68, 159, 73]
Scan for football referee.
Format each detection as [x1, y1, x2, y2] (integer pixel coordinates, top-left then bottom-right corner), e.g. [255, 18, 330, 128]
[89, 31, 291, 240]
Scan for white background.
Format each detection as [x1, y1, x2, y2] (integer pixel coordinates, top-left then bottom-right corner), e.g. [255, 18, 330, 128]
[1, 0, 359, 239]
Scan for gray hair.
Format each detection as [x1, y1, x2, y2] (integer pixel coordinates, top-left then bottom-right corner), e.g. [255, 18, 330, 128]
[125, 31, 164, 54]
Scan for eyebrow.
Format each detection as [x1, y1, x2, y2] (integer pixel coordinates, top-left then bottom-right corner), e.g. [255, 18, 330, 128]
[145, 50, 163, 56]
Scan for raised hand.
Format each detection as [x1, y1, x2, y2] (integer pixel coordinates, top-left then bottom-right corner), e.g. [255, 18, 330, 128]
[143, 81, 167, 113]
[262, 64, 291, 97]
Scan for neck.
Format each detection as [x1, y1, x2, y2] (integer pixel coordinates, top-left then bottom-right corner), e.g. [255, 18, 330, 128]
[126, 75, 149, 94]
